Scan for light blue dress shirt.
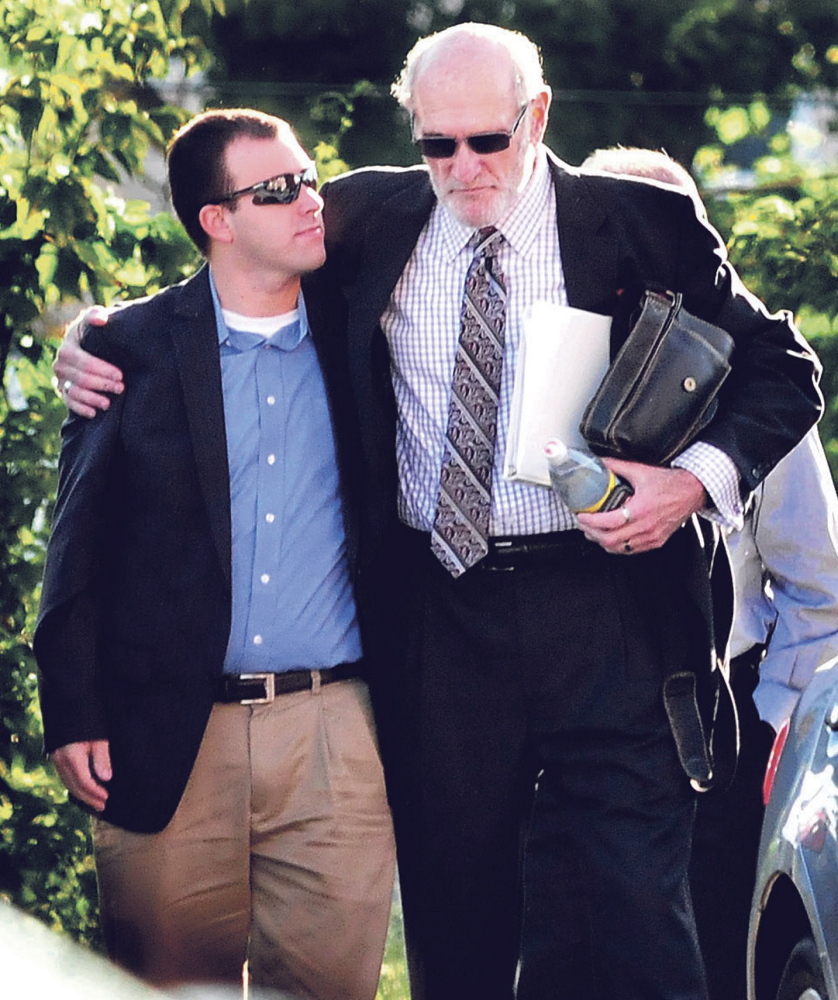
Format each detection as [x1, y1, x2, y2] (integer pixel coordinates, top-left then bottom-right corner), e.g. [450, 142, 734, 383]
[727, 427, 838, 729]
[209, 274, 362, 674]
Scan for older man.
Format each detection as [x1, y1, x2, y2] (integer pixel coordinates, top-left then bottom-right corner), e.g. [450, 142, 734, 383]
[55, 24, 820, 1000]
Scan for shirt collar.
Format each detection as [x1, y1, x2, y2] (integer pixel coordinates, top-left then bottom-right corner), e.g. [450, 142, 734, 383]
[209, 267, 309, 352]
[435, 146, 554, 261]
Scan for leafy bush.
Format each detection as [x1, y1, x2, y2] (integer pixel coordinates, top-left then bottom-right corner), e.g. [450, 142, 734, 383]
[0, 0, 215, 945]
[698, 123, 838, 477]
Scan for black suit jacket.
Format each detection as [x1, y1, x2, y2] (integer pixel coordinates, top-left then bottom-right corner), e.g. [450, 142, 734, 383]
[318, 152, 822, 772]
[34, 266, 362, 833]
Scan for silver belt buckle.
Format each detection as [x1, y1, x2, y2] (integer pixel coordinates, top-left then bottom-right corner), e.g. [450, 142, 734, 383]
[484, 538, 516, 572]
[238, 672, 275, 704]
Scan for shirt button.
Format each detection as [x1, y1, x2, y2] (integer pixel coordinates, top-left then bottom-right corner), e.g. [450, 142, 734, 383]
[267, 454, 276, 465]
[261, 574, 270, 584]
[267, 395, 276, 406]
[265, 513, 275, 523]
[253, 635, 263, 646]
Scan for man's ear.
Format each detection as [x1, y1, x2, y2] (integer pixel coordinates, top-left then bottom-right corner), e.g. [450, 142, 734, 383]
[529, 87, 552, 144]
[198, 203, 234, 245]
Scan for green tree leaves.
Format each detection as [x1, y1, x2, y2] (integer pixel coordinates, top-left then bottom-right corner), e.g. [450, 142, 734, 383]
[0, 0, 211, 944]
[700, 118, 838, 478]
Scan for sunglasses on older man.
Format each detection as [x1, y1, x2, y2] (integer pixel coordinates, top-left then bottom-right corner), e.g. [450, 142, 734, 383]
[412, 104, 529, 159]
[211, 163, 319, 206]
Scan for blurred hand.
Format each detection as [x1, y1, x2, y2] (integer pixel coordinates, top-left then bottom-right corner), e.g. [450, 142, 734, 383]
[51, 740, 112, 812]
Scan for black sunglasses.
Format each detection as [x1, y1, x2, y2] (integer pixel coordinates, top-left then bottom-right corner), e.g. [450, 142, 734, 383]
[413, 104, 529, 160]
[211, 163, 319, 206]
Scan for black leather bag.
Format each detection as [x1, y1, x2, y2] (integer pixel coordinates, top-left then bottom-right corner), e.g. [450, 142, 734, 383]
[580, 289, 734, 465]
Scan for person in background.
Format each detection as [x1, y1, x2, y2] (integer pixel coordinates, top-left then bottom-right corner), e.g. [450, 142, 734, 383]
[35, 108, 395, 1000]
[53, 25, 822, 1000]
[583, 143, 838, 1000]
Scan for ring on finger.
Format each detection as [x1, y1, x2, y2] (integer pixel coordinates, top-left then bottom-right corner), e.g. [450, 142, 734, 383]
[621, 505, 632, 524]
[62, 379, 73, 394]
[623, 540, 632, 554]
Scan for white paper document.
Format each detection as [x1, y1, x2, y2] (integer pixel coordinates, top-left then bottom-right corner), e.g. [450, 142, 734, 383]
[504, 302, 612, 487]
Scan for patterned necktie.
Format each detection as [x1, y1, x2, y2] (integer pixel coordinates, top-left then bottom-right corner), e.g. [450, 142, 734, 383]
[431, 227, 507, 577]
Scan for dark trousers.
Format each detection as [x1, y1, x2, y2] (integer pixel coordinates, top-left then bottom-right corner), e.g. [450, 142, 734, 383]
[690, 648, 774, 1000]
[374, 527, 710, 1000]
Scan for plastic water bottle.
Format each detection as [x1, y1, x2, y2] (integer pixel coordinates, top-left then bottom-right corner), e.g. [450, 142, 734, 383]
[544, 439, 634, 513]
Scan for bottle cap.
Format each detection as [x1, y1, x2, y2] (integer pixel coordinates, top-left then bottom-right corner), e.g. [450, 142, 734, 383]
[544, 438, 568, 461]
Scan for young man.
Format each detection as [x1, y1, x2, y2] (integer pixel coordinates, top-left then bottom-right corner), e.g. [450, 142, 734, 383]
[35, 109, 394, 1000]
[54, 25, 822, 1000]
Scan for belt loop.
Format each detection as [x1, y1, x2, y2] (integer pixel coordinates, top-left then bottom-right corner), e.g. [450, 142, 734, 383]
[311, 669, 322, 695]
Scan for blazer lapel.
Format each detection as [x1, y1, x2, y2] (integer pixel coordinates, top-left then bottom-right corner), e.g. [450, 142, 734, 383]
[548, 154, 621, 317]
[169, 267, 232, 589]
[349, 172, 436, 342]
[346, 173, 436, 455]
[301, 269, 363, 562]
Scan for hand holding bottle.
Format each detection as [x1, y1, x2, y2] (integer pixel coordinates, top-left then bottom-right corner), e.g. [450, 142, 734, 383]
[544, 439, 633, 513]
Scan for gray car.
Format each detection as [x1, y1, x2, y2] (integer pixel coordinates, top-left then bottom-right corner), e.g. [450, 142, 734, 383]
[748, 654, 838, 1000]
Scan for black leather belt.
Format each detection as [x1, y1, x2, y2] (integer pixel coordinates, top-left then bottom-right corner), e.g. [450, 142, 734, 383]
[479, 530, 598, 571]
[216, 662, 362, 704]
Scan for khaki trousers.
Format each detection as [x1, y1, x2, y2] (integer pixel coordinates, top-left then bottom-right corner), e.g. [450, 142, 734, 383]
[93, 678, 396, 1000]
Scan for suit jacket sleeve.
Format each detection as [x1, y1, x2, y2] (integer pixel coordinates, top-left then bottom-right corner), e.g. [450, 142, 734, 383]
[584, 171, 823, 492]
[34, 325, 127, 753]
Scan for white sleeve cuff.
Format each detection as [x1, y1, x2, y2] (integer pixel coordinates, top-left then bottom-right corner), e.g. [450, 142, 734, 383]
[673, 441, 744, 531]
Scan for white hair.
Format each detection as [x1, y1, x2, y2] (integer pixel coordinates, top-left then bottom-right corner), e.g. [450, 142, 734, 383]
[391, 22, 547, 110]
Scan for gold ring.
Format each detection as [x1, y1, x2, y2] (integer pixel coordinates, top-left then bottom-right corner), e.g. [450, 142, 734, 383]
[623, 540, 632, 554]
[621, 506, 632, 524]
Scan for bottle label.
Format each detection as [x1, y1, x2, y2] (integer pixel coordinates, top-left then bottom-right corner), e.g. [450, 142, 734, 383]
[578, 471, 633, 513]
